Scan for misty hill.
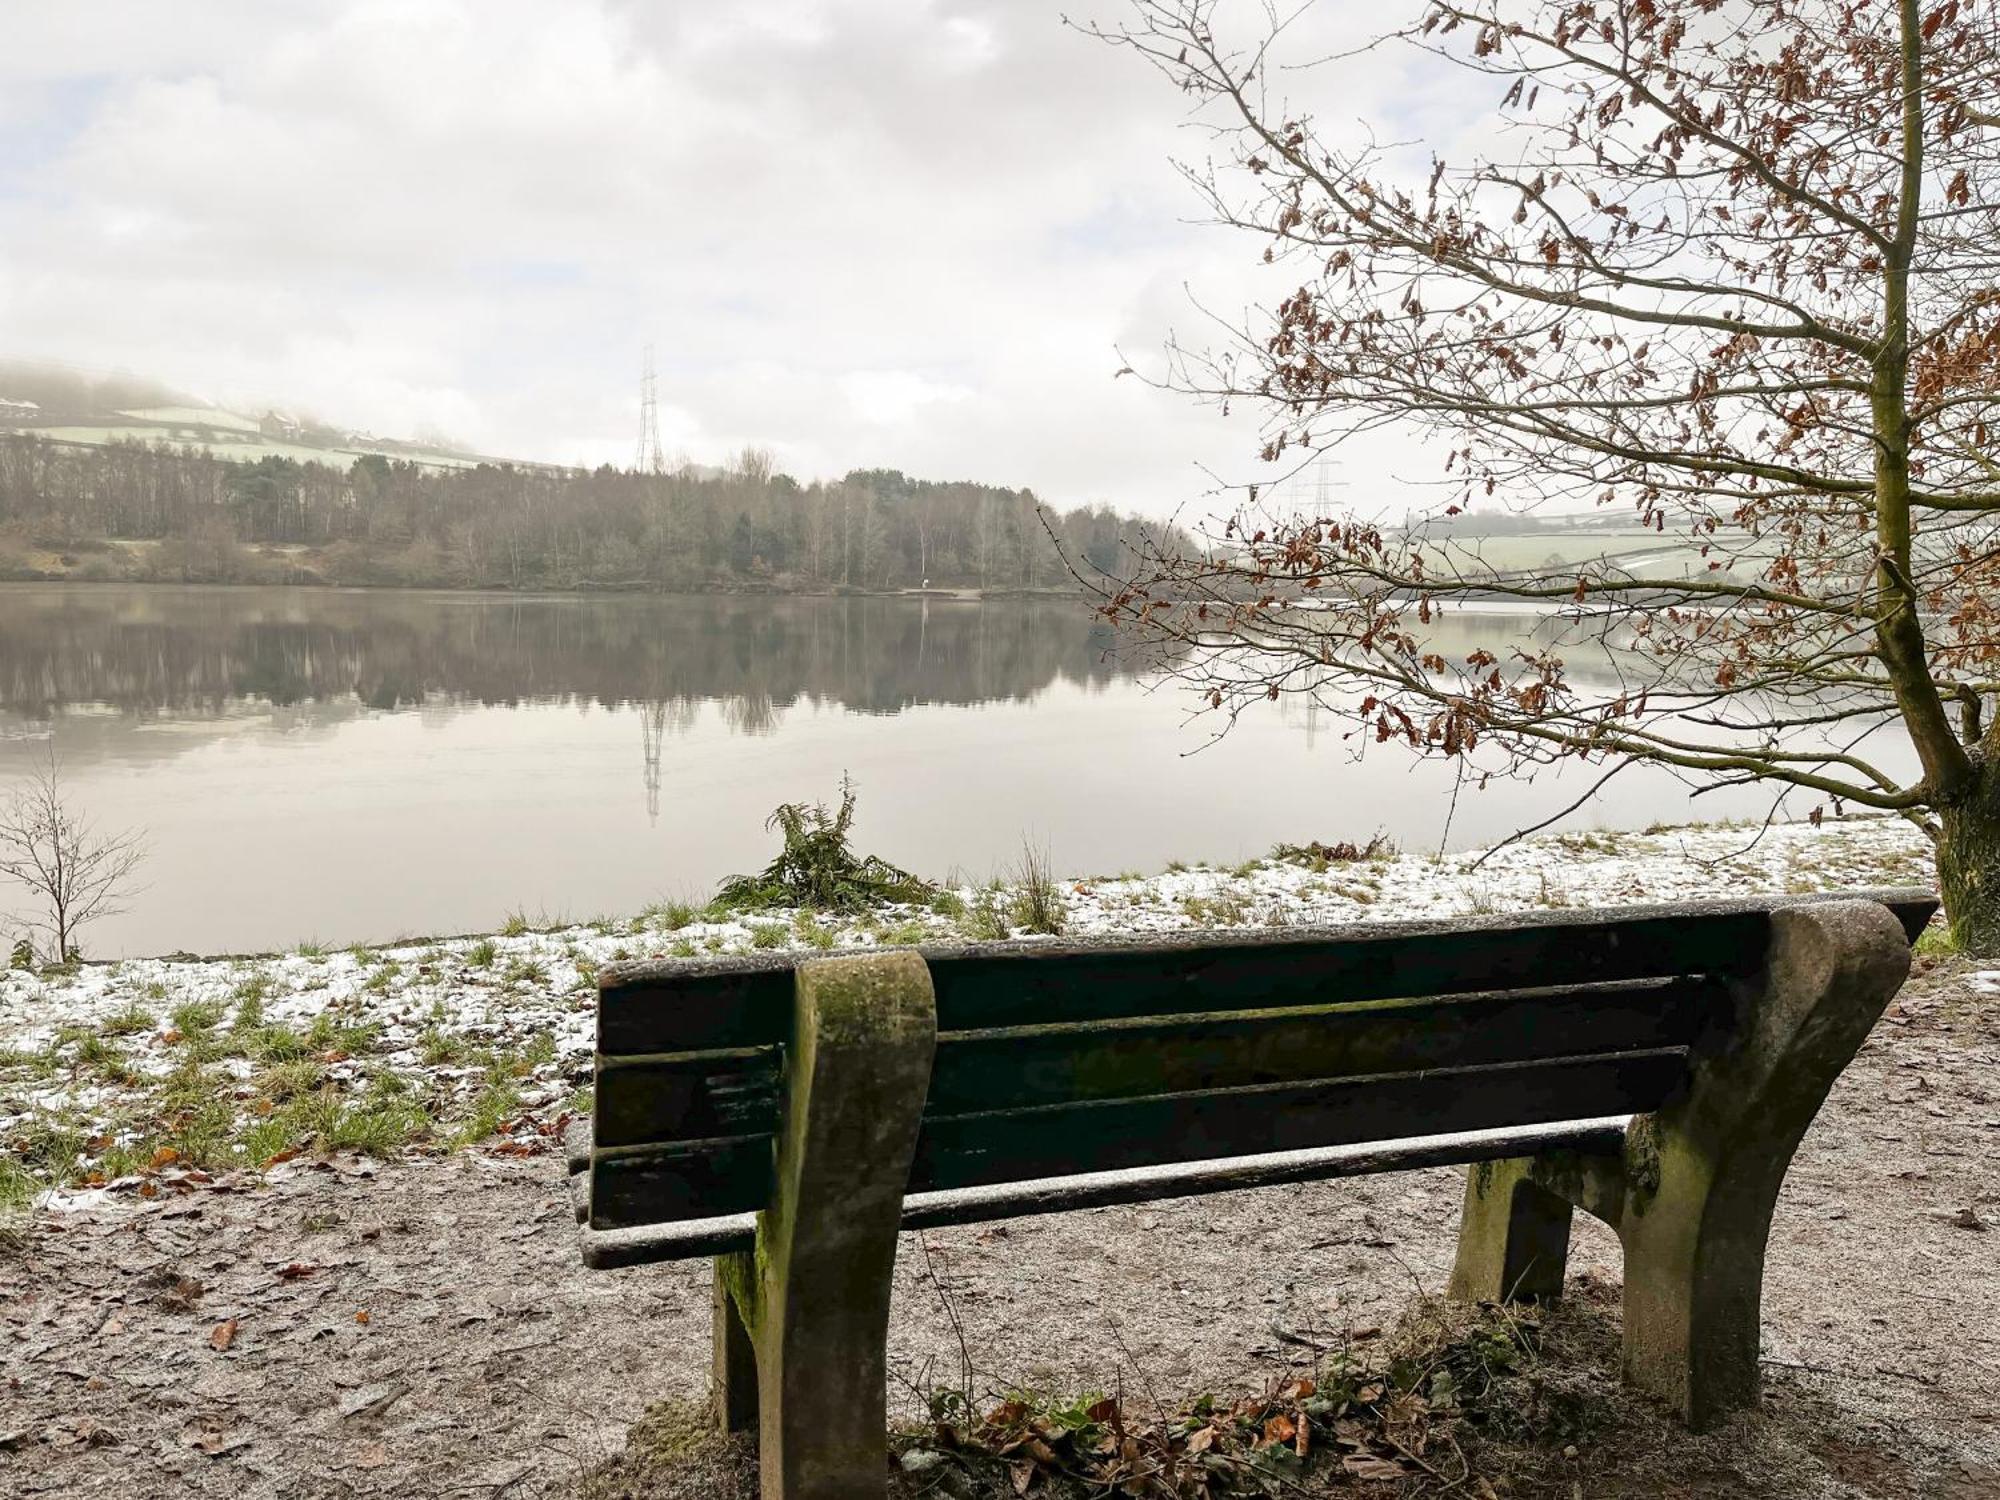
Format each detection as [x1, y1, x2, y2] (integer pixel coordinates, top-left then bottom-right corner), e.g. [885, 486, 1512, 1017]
[0, 358, 518, 475]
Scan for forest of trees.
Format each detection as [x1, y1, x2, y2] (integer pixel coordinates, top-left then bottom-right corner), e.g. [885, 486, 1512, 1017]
[0, 435, 1187, 594]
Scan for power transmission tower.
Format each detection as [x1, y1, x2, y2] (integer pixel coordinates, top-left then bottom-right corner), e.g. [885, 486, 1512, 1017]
[635, 344, 664, 474]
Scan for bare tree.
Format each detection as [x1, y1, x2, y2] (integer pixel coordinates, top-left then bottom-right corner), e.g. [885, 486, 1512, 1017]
[1087, 0, 2000, 946]
[0, 748, 146, 966]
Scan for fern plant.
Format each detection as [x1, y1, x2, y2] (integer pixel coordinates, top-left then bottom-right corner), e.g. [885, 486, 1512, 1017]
[717, 777, 932, 912]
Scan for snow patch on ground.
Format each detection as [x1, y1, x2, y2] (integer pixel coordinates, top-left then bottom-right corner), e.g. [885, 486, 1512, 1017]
[0, 815, 1937, 1200]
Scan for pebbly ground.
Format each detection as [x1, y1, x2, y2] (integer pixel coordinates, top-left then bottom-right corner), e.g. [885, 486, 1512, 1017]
[2, 952, 1995, 1499]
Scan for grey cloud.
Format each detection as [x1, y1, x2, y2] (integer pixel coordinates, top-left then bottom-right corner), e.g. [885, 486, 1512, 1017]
[0, 0, 1426, 515]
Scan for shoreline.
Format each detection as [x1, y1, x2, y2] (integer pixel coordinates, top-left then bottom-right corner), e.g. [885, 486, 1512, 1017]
[0, 571, 1083, 603]
[0, 814, 1940, 1209]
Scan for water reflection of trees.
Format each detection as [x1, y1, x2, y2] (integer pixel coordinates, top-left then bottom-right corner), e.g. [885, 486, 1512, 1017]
[0, 587, 1153, 729]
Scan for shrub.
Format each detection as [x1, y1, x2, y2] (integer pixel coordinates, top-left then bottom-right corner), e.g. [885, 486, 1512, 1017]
[717, 777, 932, 911]
[1271, 833, 1397, 871]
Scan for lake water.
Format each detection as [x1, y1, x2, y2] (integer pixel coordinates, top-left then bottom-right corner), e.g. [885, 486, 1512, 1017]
[0, 584, 1882, 957]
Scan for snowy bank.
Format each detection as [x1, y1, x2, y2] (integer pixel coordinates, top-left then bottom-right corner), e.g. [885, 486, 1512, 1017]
[0, 815, 1937, 1209]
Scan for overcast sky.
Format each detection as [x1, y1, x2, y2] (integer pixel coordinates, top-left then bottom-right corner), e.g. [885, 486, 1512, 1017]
[0, 1, 1437, 517]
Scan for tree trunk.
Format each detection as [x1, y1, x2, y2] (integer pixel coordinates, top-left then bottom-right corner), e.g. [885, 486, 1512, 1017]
[1936, 765, 2000, 953]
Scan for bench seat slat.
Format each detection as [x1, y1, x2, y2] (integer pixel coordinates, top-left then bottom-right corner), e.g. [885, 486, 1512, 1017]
[587, 1047, 1686, 1230]
[593, 1046, 779, 1149]
[591, 975, 1723, 1149]
[911, 1046, 1687, 1192]
[926, 928, 1746, 1035]
[933, 976, 1713, 1110]
[590, 1134, 768, 1229]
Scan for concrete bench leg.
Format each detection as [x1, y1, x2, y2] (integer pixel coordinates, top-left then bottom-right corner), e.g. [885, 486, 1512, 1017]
[1448, 1157, 1574, 1303]
[713, 1253, 759, 1432]
[1616, 900, 1910, 1429]
[710, 952, 936, 1499]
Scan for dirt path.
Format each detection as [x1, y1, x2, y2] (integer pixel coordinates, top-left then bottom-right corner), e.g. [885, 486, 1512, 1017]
[4, 958, 1995, 1499]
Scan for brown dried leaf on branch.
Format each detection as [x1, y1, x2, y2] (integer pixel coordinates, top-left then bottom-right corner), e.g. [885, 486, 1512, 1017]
[1077, 0, 2000, 950]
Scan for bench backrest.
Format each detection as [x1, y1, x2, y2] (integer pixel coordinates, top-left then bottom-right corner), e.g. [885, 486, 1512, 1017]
[585, 890, 1934, 1233]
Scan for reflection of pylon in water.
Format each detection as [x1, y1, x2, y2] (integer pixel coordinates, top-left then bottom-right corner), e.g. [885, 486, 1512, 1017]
[640, 700, 667, 823]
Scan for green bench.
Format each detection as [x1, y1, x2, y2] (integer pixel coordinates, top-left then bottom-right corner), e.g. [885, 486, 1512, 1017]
[570, 889, 1933, 1498]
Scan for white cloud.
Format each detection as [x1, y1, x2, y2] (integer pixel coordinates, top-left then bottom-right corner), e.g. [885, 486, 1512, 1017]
[839, 370, 974, 427]
[0, 0, 1442, 516]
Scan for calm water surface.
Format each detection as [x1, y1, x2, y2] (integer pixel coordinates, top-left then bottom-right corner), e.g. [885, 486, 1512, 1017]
[0, 584, 1837, 956]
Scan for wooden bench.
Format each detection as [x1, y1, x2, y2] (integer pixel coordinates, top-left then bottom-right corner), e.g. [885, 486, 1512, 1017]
[570, 889, 1933, 1498]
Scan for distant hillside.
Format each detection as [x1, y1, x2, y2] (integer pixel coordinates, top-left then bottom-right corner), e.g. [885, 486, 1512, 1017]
[0, 420, 1185, 597]
[0, 358, 534, 475]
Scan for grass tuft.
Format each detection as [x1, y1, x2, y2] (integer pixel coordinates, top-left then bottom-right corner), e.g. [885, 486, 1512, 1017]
[652, 899, 702, 931]
[1008, 840, 1067, 937]
[747, 921, 790, 950]
[102, 1003, 156, 1038]
[1914, 922, 1958, 957]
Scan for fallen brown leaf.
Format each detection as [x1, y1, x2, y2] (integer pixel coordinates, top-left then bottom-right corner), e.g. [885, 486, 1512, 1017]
[1343, 1451, 1407, 1481]
[209, 1318, 237, 1352]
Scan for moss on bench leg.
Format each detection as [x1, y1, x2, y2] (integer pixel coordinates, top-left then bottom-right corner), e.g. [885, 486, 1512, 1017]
[713, 1254, 760, 1433]
[1448, 1157, 1575, 1303]
[1616, 900, 1911, 1430]
[734, 952, 937, 1500]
